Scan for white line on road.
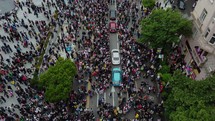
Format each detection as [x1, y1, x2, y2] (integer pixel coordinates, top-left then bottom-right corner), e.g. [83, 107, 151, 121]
[112, 93, 115, 106]
[117, 42, 119, 49]
[111, 86, 116, 106]
[135, 80, 138, 89]
[115, 0, 117, 9]
[104, 92, 106, 103]
[117, 34, 119, 49]
[97, 93, 99, 107]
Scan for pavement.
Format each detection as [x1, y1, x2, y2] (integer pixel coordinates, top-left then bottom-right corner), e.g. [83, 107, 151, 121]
[0, 0, 70, 117]
[0, 0, 15, 15]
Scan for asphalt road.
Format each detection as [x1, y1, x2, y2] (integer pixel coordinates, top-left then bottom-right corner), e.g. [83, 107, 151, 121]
[89, 0, 160, 119]
[88, 1, 124, 117]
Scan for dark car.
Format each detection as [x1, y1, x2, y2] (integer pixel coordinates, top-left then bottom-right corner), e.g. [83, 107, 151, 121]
[110, 10, 116, 20]
[178, 0, 185, 10]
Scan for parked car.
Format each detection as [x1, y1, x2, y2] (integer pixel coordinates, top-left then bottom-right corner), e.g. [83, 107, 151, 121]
[111, 49, 120, 65]
[109, 21, 117, 33]
[178, 0, 185, 10]
[110, 10, 116, 20]
[112, 67, 122, 86]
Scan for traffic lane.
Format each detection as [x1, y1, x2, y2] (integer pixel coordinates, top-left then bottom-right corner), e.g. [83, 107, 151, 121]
[89, 86, 122, 117]
[104, 85, 136, 119]
[109, 0, 117, 10]
[105, 85, 130, 107]
[86, 0, 118, 118]
[89, 91, 99, 117]
[108, 1, 118, 51]
[109, 33, 119, 51]
[105, 87, 119, 107]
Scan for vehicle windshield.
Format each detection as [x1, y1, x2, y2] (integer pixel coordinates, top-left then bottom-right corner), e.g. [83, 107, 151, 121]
[111, 23, 116, 28]
[113, 57, 119, 60]
[113, 52, 119, 56]
[111, 11, 115, 17]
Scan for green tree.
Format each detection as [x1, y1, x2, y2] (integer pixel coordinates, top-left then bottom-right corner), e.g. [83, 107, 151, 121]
[38, 57, 77, 102]
[164, 70, 215, 121]
[139, 8, 192, 51]
[142, 0, 155, 10]
[159, 64, 170, 74]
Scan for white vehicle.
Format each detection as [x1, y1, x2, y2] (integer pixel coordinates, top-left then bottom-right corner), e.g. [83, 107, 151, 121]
[111, 49, 120, 65]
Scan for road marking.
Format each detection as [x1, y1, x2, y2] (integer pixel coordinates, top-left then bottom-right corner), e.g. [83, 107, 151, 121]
[117, 34, 119, 49]
[86, 80, 91, 108]
[115, 0, 117, 9]
[112, 93, 115, 106]
[97, 93, 99, 107]
[111, 86, 116, 106]
[135, 80, 138, 91]
[117, 43, 119, 49]
[104, 92, 106, 103]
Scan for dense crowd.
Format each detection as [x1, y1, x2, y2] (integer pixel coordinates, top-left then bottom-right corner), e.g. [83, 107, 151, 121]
[113, 0, 163, 120]
[0, 0, 168, 120]
[0, 0, 86, 120]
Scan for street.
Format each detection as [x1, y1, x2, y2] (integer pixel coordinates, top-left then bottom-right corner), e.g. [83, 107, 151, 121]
[0, 0, 164, 120]
[87, 0, 163, 120]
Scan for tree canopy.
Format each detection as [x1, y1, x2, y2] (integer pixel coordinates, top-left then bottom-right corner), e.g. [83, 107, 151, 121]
[139, 8, 192, 50]
[142, 0, 155, 10]
[39, 57, 77, 102]
[163, 70, 215, 121]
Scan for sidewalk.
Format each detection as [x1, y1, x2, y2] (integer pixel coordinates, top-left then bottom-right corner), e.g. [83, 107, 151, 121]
[0, 0, 58, 116]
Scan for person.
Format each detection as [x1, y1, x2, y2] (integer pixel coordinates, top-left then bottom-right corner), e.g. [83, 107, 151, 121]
[109, 92, 112, 98]
[1, 96, 6, 102]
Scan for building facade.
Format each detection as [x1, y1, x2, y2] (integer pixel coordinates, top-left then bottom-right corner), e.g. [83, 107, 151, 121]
[180, 0, 215, 80]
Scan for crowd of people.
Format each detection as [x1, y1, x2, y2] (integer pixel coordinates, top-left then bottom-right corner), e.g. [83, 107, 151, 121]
[113, 0, 164, 120]
[0, 0, 90, 120]
[0, 0, 167, 120]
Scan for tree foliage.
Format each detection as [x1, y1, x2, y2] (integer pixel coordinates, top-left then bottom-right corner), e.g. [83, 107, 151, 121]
[39, 57, 77, 102]
[140, 8, 192, 50]
[142, 0, 155, 10]
[164, 70, 215, 121]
